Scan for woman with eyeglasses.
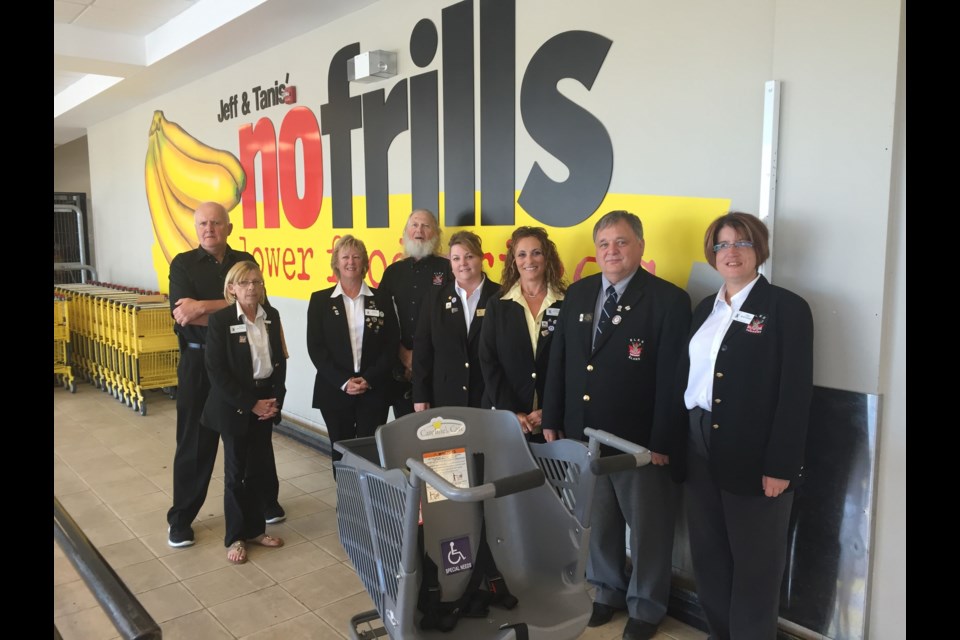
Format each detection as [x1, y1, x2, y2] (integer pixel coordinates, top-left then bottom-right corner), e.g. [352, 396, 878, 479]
[676, 212, 813, 640]
[202, 261, 286, 564]
[307, 235, 398, 472]
[413, 230, 499, 410]
[478, 226, 566, 441]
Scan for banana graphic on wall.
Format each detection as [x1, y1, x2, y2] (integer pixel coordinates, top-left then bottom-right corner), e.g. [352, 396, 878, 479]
[145, 111, 247, 263]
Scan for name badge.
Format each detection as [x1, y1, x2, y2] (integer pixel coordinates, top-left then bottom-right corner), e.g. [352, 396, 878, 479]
[733, 311, 755, 324]
[230, 324, 247, 334]
[546, 307, 560, 317]
[364, 308, 380, 317]
[476, 309, 485, 317]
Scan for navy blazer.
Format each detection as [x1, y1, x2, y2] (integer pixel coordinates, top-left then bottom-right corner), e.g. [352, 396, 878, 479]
[673, 275, 814, 495]
[542, 269, 691, 452]
[202, 303, 287, 436]
[412, 277, 500, 408]
[478, 293, 563, 413]
[306, 286, 399, 413]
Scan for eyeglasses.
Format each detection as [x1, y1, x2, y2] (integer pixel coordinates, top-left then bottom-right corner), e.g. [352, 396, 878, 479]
[237, 280, 265, 288]
[713, 241, 754, 253]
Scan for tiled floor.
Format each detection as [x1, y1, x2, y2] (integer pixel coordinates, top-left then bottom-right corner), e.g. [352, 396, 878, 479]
[53, 385, 707, 640]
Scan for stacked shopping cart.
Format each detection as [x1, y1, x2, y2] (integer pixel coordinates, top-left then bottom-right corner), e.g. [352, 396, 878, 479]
[54, 283, 178, 415]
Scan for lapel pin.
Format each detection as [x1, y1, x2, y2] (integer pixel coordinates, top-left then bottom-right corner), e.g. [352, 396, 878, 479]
[612, 315, 622, 325]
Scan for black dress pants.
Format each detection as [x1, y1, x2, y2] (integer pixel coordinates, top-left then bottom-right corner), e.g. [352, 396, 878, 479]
[167, 348, 219, 537]
[319, 393, 390, 471]
[684, 408, 794, 640]
[221, 384, 276, 546]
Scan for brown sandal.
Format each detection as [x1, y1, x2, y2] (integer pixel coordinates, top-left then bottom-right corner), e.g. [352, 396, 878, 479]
[227, 540, 247, 564]
[246, 534, 284, 548]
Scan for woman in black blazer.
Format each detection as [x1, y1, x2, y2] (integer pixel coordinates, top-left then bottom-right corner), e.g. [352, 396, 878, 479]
[413, 230, 499, 410]
[307, 235, 398, 469]
[678, 212, 813, 640]
[203, 261, 286, 564]
[479, 226, 566, 441]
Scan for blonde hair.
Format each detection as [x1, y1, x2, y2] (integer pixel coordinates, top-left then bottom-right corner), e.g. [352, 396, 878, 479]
[223, 261, 265, 304]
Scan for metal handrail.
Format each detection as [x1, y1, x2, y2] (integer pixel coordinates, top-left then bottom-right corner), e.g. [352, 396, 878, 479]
[53, 497, 161, 639]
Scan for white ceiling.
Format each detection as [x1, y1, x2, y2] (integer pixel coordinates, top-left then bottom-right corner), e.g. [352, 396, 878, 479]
[54, 0, 378, 146]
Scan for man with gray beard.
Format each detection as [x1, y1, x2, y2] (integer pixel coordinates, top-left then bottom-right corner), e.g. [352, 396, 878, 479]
[378, 209, 452, 417]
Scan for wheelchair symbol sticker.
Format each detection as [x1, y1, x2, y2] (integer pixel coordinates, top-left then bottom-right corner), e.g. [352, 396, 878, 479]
[441, 535, 474, 575]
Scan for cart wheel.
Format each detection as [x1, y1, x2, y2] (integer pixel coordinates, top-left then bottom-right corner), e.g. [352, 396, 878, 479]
[138, 401, 147, 416]
[68, 381, 76, 394]
[125, 394, 133, 408]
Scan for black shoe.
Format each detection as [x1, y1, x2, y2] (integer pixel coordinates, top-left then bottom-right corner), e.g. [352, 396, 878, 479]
[622, 617, 659, 640]
[588, 602, 621, 627]
[167, 526, 195, 548]
[264, 506, 286, 524]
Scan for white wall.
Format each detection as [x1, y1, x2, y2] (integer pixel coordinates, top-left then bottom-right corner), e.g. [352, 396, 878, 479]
[80, 1, 905, 633]
[871, 5, 906, 637]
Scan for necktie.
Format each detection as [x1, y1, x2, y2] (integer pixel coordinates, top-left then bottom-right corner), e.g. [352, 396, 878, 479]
[594, 284, 618, 348]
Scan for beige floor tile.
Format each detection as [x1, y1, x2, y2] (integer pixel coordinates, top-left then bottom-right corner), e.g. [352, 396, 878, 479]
[658, 616, 709, 640]
[106, 490, 173, 519]
[273, 446, 308, 463]
[57, 489, 105, 515]
[313, 533, 349, 562]
[288, 471, 336, 494]
[90, 475, 162, 504]
[160, 609, 234, 640]
[312, 487, 338, 509]
[122, 507, 171, 537]
[575, 623, 623, 640]
[251, 539, 339, 582]
[82, 463, 146, 487]
[314, 590, 377, 636]
[144, 471, 174, 494]
[54, 547, 81, 587]
[84, 519, 137, 547]
[276, 457, 332, 480]
[115, 559, 180, 594]
[71, 503, 124, 529]
[209, 584, 309, 637]
[196, 492, 226, 521]
[54, 579, 99, 617]
[92, 424, 148, 447]
[162, 541, 236, 580]
[281, 563, 365, 610]
[285, 507, 339, 540]
[183, 563, 276, 607]
[241, 612, 343, 639]
[138, 583, 203, 623]
[54, 474, 91, 496]
[256, 521, 308, 546]
[99, 538, 156, 569]
[281, 492, 332, 521]
[55, 604, 122, 640]
[277, 479, 307, 500]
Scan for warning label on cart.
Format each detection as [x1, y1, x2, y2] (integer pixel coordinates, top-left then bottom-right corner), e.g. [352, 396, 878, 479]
[441, 535, 474, 575]
[422, 448, 469, 503]
[417, 417, 467, 440]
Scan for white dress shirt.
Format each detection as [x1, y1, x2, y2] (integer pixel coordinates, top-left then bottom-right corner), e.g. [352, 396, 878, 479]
[684, 274, 761, 411]
[331, 281, 374, 375]
[455, 276, 486, 332]
[235, 302, 274, 380]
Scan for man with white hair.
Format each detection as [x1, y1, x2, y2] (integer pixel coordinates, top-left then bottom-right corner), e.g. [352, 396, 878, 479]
[378, 209, 452, 417]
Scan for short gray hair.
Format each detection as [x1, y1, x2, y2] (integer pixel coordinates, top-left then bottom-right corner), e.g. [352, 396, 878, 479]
[592, 210, 644, 243]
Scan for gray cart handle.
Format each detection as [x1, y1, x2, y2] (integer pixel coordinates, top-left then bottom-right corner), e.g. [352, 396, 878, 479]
[406, 459, 545, 501]
[584, 428, 652, 475]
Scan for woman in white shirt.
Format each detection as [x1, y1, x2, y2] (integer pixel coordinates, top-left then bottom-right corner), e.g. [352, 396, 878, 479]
[677, 212, 814, 640]
[306, 235, 399, 472]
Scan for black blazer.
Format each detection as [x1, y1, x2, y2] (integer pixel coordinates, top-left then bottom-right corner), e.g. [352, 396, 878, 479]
[202, 303, 287, 436]
[542, 269, 691, 452]
[412, 277, 500, 408]
[478, 293, 563, 413]
[306, 286, 399, 413]
[674, 275, 814, 495]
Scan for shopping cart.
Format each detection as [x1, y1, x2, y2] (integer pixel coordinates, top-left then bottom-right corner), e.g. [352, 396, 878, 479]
[334, 407, 651, 640]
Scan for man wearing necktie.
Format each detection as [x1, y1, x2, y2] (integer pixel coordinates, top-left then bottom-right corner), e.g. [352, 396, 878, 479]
[543, 211, 692, 640]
